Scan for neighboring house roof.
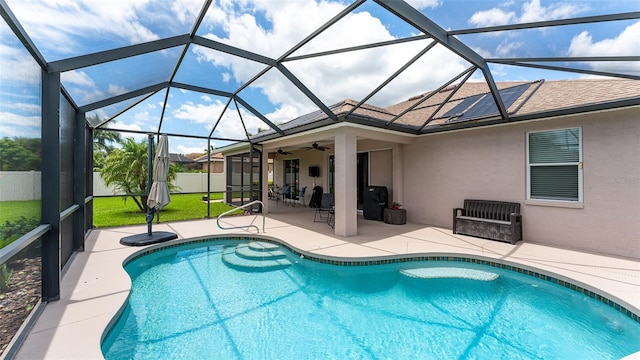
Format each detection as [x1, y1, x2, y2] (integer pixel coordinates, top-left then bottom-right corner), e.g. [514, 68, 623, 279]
[169, 153, 196, 164]
[251, 78, 640, 142]
[185, 152, 204, 160]
[194, 152, 224, 163]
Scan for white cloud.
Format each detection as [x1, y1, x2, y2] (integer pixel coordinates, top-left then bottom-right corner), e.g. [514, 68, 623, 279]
[467, 0, 590, 69]
[405, 0, 441, 10]
[112, 123, 147, 141]
[6, 0, 207, 59]
[1, 101, 41, 114]
[568, 21, 640, 74]
[0, 110, 40, 127]
[469, 9, 516, 27]
[175, 144, 205, 154]
[520, 0, 583, 23]
[216, 111, 263, 139]
[0, 124, 40, 138]
[496, 40, 523, 57]
[110, 122, 142, 132]
[469, 0, 586, 27]
[76, 87, 106, 104]
[134, 111, 150, 121]
[62, 70, 95, 87]
[264, 105, 304, 126]
[108, 84, 128, 96]
[568, 21, 640, 57]
[171, 0, 204, 25]
[0, 44, 41, 84]
[173, 101, 223, 124]
[172, 99, 264, 139]
[196, 0, 468, 113]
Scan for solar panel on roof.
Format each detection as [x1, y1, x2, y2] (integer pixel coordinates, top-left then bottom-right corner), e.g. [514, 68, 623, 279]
[447, 82, 533, 123]
[442, 94, 484, 118]
[501, 83, 533, 104]
[459, 93, 497, 120]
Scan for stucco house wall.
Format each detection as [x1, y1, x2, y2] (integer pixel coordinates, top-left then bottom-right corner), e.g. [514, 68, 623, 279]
[403, 107, 640, 259]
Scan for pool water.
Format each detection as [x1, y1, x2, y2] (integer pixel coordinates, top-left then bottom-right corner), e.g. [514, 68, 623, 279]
[102, 240, 640, 359]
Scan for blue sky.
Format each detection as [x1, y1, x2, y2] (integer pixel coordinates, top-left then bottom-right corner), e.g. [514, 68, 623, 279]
[1, 0, 638, 154]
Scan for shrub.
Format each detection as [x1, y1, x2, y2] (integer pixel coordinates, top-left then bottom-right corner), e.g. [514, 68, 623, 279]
[0, 264, 12, 292]
[0, 216, 40, 249]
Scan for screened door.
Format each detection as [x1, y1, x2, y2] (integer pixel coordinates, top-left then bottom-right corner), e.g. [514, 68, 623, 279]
[225, 145, 262, 209]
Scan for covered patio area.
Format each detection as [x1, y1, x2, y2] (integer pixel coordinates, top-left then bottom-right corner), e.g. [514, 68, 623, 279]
[14, 201, 640, 359]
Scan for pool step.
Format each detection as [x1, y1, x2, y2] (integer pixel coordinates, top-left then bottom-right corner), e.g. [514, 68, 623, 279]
[400, 267, 499, 281]
[236, 242, 287, 260]
[222, 242, 291, 271]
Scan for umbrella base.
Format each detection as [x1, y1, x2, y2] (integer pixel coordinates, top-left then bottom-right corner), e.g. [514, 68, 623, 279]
[120, 231, 178, 246]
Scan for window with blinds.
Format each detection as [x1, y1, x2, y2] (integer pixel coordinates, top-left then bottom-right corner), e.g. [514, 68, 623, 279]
[527, 128, 582, 202]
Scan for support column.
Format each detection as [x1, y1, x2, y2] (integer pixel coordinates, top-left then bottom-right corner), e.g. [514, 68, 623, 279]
[334, 131, 357, 237]
[73, 111, 86, 251]
[41, 70, 61, 301]
[261, 150, 270, 213]
[392, 143, 404, 208]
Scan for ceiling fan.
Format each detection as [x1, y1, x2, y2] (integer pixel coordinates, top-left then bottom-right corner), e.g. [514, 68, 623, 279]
[305, 142, 330, 151]
[277, 148, 292, 155]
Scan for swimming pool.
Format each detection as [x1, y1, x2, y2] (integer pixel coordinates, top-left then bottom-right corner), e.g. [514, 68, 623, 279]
[102, 238, 640, 359]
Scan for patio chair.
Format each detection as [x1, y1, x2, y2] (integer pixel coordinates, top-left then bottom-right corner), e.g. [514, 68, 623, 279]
[327, 206, 335, 228]
[293, 186, 307, 207]
[277, 184, 290, 205]
[314, 193, 334, 223]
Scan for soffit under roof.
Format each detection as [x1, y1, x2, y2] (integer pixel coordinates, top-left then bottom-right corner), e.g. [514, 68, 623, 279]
[1, 0, 639, 151]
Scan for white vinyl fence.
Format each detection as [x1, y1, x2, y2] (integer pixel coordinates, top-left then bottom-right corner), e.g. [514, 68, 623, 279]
[0, 171, 41, 201]
[0, 171, 226, 201]
[93, 172, 226, 196]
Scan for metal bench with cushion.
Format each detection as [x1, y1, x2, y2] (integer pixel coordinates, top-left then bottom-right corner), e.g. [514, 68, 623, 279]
[453, 199, 522, 244]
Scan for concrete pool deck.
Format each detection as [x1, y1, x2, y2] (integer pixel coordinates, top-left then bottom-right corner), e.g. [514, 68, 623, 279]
[13, 204, 640, 359]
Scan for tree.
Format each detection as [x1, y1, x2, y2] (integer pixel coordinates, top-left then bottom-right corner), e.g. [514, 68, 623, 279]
[90, 115, 122, 170]
[94, 129, 122, 154]
[100, 137, 178, 213]
[0, 137, 41, 171]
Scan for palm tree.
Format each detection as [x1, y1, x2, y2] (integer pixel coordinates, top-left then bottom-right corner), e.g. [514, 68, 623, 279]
[94, 129, 122, 154]
[91, 115, 122, 170]
[100, 137, 177, 212]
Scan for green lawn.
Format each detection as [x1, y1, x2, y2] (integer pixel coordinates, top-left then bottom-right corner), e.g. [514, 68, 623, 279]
[0, 200, 41, 248]
[0, 193, 244, 248]
[0, 200, 41, 223]
[92, 193, 242, 228]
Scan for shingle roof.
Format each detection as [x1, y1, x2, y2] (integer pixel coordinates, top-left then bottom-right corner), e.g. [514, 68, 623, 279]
[252, 78, 640, 140]
[193, 152, 224, 162]
[169, 153, 196, 164]
[379, 78, 640, 129]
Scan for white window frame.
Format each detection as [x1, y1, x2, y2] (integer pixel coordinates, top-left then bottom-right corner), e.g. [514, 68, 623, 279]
[526, 127, 583, 203]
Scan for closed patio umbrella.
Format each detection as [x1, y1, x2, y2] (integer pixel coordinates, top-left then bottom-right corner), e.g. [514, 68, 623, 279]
[147, 135, 171, 211]
[120, 134, 177, 246]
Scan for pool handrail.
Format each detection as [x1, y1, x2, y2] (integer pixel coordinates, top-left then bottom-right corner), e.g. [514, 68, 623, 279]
[217, 200, 265, 233]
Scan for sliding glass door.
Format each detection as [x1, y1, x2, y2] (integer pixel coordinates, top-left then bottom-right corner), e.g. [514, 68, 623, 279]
[329, 152, 369, 210]
[283, 159, 299, 197]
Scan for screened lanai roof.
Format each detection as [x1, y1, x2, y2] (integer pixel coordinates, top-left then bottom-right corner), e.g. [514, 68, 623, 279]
[2, 0, 639, 153]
